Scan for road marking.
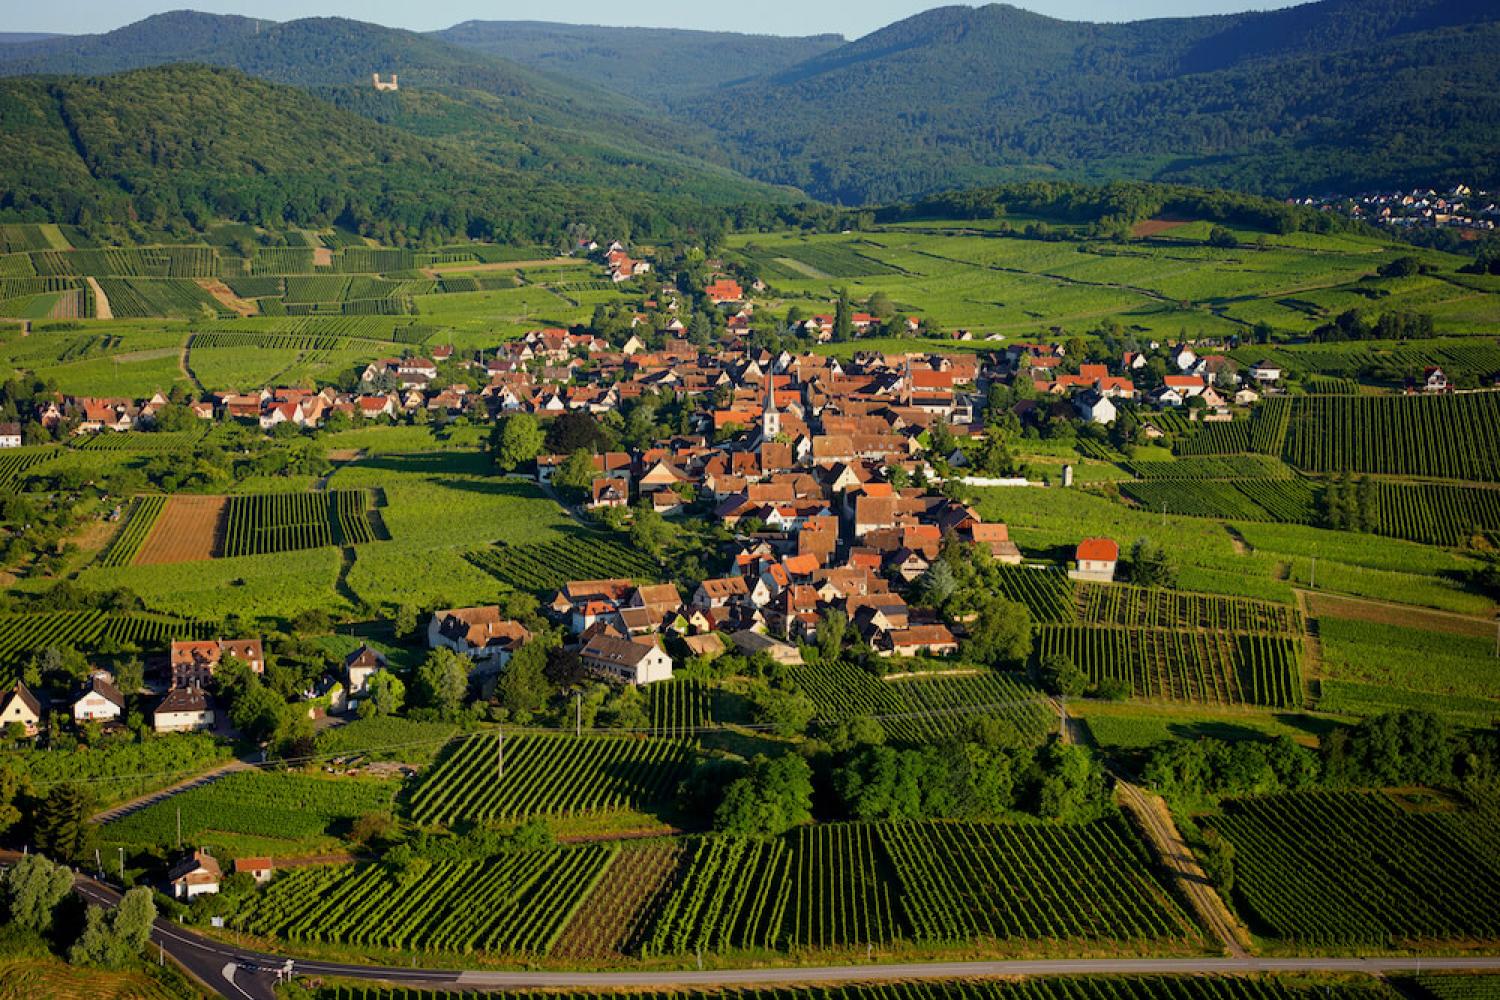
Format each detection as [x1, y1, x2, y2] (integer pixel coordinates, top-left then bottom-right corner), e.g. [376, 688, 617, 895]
[221, 962, 254, 999]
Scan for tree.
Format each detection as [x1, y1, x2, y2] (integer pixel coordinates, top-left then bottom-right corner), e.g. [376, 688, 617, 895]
[628, 506, 672, 561]
[965, 598, 1033, 667]
[114, 657, 144, 697]
[358, 671, 405, 718]
[1207, 226, 1239, 248]
[0, 853, 73, 933]
[493, 413, 543, 472]
[833, 289, 852, 343]
[394, 604, 418, 639]
[553, 449, 597, 498]
[1032, 740, 1109, 821]
[817, 609, 849, 663]
[229, 681, 284, 744]
[33, 783, 95, 861]
[70, 887, 156, 967]
[545, 412, 610, 455]
[1129, 538, 1178, 588]
[1037, 654, 1088, 697]
[413, 648, 469, 716]
[497, 635, 554, 716]
[715, 754, 813, 835]
[748, 683, 816, 738]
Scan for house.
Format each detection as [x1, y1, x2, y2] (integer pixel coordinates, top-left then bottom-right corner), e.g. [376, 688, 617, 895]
[579, 635, 674, 685]
[71, 671, 124, 723]
[154, 687, 215, 733]
[589, 478, 628, 509]
[681, 632, 726, 661]
[1248, 361, 1283, 383]
[1070, 537, 1119, 583]
[235, 857, 273, 885]
[427, 607, 531, 668]
[881, 624, 959, 658]
[729, 630, 803, 666]
[169, 639, 263, 688]
[1074, 390, 1117, 425]
[344, 645, 387, 699]
[966, 523, 1022, 564]
[692, 576, 750, 611]
[1424, 367, 1449, 392]
[0, 423, 20, 448]
[168, 850, 221, 900]
[705, 279, 744, 305]
[0, 682, 42, 736]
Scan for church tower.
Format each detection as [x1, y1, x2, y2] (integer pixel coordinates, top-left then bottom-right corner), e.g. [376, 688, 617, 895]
[762, 375, 780, 440]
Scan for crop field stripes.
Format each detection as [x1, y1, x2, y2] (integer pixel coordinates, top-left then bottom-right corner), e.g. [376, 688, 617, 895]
[75, 429, 208, 453]
[220, 490, 378, 557]
[646, 679, 716, 738]
[188, 331, 354, 351]
[464, 535, 660, 593]
[990, 564, 1077, 623]
[0, 611, 108, 681]
[403, 732, 695, 825]
[308, 976, 1400, 1000]
[1369, 480, 1500, 547]
[551, 843, 685, 960]
[0, 447, 57, 489]
[1035, 626, 1302, 707]
[97, 495, 166, 567]
[99, 611, 211, 644]
[1118, 478, 1318, 523]
[1208, 791, 1500, 946]
[1076, 584, 1303, 634]
[1282, 392, 1500, 480]
[235, 845, 614, 955]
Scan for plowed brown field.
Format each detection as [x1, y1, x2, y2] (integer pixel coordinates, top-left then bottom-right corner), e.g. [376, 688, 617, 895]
[134, 495, 225, 564]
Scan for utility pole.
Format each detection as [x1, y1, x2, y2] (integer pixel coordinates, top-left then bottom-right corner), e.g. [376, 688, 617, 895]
[94, 847, 102, 876]
[1161, 501, 1167, 527]
[496, 726, 504, 779]
[118, 847, 125, 884]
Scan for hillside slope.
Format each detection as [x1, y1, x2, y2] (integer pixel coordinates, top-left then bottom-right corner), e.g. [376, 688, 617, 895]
[430, 21, 844, 103]
[0, 64, 769, 243]
[680, 0, 1500, 203]
[0, 12, 786, 206]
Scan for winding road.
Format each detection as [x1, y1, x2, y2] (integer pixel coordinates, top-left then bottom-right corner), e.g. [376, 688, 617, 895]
[66, 874, 1500, 1000]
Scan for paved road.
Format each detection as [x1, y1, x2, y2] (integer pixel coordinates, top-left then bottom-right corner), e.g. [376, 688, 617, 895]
[66, 873, 1500, 1000]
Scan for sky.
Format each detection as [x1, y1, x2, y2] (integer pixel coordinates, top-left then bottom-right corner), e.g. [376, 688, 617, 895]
[11, 1, 1305, 40]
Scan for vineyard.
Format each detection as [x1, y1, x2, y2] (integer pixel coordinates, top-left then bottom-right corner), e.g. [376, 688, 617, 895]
[235, 845, 613, 954]
[1119, 478, 1318, 524]
[220, 491, 376, 557]
[102, 771, 398, 849]
[782, 662, 1056, 744]
[1034, 626, 1303, 707]
[646, 679, 716, 738]
[303, 978, 1401, 1000]
[77, 430, 206, 453]
[403, 732, 695, 826]
[1282, 393, 1500, 480]
[99, 611, 211, 645]
[551, 843, 683, 960]
[465, 534, 660, 594]
[1208, 791, 1500, 946]
[93, 277, 228, 318]
[1122, 456, 1291, 480]
[0, 447, 55, 489]
[989, 564, 1077, 623]
[0, 611, 108, 678]
[1076, 584, 1303, 634]
[1369, 481, 1500, 547]
[640, 817, 1196, 955]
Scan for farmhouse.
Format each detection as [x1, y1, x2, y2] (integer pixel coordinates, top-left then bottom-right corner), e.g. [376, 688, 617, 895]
[235, 857, 274, 884]
[0, 423, 20, 448]
[1070, 537, 1120, 582]
[344, 644, 387, 698]
[71, 671, 124, 723]
[579, 635, 674, 685]
[168, 850, 221, 900]
[428, 607, 531, 668]
[169, 639, 264, 688]
[0, 682, 42, 736]
[153, 687, 215, 733]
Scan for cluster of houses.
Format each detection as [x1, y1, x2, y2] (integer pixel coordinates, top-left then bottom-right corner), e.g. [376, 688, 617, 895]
[1295, 184, 1498, 233]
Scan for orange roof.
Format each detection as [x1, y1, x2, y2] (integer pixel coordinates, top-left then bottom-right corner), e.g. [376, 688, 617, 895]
[1076, 537, 1119, 562]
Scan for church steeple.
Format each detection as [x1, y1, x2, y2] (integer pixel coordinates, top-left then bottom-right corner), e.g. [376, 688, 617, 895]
[762, 373, 780, 440]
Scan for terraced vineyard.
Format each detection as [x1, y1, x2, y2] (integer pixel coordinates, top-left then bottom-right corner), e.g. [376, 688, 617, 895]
[783, 662, 1056, 744]
[1077, 584, 1303, 634]
[221, 490, 376, 557]
[1035, 626, 1303, 707]
[235, 845, 613, 954]
[404, 733, 695, 825]
[465, 534, 660, 593]
[1208, 791, 1500, 946]
[0, 447, 56, 488]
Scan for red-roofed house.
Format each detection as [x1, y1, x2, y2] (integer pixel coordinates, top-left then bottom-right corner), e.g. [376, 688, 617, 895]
[1070, 537, 1119, 582]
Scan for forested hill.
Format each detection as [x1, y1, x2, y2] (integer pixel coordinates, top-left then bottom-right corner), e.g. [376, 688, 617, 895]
[0, 11, 791, 210]
[678, 0, 1500, 204]
[429, 21, 844, 104]
[0, 65, 801, 245]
